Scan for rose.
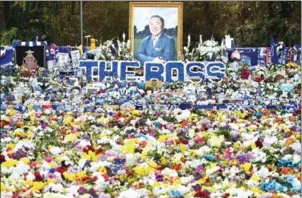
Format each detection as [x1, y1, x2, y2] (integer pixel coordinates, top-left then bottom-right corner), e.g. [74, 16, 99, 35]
[241, 70, 251, 79]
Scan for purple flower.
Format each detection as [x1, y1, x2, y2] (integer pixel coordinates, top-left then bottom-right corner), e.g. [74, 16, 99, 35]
[196, 165, 203, 173]
[236, 153, 252, 164]
[78, 187, 88, 195]
[192, 184, 201, 191]
[194, 171, 202, 180]
[155, 173, 164, 182]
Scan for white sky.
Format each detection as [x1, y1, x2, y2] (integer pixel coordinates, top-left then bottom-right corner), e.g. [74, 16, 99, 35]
[134, 7, 178, 32]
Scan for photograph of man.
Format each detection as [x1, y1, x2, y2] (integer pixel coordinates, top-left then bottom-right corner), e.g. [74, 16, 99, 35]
[135, 15, 176, 65]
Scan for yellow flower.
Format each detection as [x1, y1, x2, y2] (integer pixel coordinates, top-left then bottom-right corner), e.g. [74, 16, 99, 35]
[241, 163, 252, 174]
[173, 179, 181, 185]
[82, 151, 98, 162]
[21, 158, 30, 165]
[98, 167, 107, 174]
[151, 181, 160, 188]
[2, 159, 18, 168]
[251, 143, 257, 149]
[198, 176, 208, 184]
[1, 182, 6, 191]
[64, 133, 77, 143]
[233, 142, 240, 150]
[63, 116, 73, 125]
[46, 178, 57, 185]
[76, 171, 87, 180]
[9, 108, 17, 116]
[7, 144, 15, 150]
[31, 182, 45, 192]
[160, 157, 168, 165]
[147, 160, 158, 168]
[158, 135, 169, 142]
[25, 180, 33, 187]
[123, 144, 135, 154]
[63, 172, 75, 181]
[250, 175, 261, 182]
[179, 144, 187, 153]
[79, 194, 91, 198]
[49, 161, 57, 168]
[133, 165, 153, 177]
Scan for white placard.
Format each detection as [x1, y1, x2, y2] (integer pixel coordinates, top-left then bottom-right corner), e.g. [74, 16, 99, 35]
[47, 60, 55, 71]
[70, 50, 81, 67]
[57, 53, 69, 66]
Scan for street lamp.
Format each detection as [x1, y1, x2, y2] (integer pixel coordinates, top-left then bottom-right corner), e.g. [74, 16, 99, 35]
[85, 35, 91, 47]
[80, 1, 83, 46]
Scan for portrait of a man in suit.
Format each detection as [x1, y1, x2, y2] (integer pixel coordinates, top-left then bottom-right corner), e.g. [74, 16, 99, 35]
[130, 2, 183, 65]
[135, 15, 176, 65]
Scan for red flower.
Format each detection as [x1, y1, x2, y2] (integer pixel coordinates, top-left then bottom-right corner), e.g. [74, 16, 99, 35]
[240, 70, 251, 79]
[179, 138, 188, 144]
[255, 76, 264, 82]
[196, 137, 204, 144]
[83, 145, 94, 153]
[34, 171, 43, 181]
[30, 161, 38, 168]
[140, 140, 147, 148]
[194, 191, 210, 198]
[56, 167, 66, 174]
[0, 155, 5, 164]
[171, 164, 182, 171]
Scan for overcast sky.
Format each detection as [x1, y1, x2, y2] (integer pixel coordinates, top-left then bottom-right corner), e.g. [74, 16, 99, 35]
[134, 7, 178, 32]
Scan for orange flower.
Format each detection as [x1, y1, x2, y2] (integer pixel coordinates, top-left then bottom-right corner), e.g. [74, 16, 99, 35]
[289, 116, 296, 122]
[274, 116, 282, 123]
[285, 136, 296, 147]
[171, 164, 182, 171]
[280, 167, 294, 175]
[180, 120, 189, 127]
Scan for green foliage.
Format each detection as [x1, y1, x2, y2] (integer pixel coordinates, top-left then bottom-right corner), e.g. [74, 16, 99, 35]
[0, 27, 18, 45]
[0, 1, 300, 46]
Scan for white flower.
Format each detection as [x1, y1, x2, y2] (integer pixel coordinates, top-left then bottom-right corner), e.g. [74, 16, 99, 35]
[292, 154, 301, 164]
[44, 183, 64, 193]
[161, 168, 178, 177]
[13, 161, 30, 175]
[291, 142, 301, 153]
[206, 166, 220, 176]
[195, 146, 211, 156]
[13, 140, 35, 152]
[43, 192, 67, 198]
[180, 176, 194, 184]
[251, 148, 266, 163]
[254, 167, 270, 179]
[208, 135, 224, 147]
[118, 189, 141, 198]
[153, 186, 168, 196]
[125, 154, 138, 167]
[263, 136, 278, 147]
[49, 146, 62, 155]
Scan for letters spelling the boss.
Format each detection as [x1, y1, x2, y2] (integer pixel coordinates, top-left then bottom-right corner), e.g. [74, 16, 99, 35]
[79, 61, 226, 83]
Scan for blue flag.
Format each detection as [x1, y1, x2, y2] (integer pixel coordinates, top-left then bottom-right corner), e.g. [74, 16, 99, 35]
[270, 37, 278, 64]
[210, 34, 214, 41]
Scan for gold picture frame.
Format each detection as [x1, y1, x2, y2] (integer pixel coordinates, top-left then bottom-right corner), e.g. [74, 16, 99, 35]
[129, 2, 183, 61]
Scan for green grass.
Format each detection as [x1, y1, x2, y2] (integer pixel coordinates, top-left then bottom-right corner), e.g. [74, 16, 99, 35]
[134, 36, 178, 59]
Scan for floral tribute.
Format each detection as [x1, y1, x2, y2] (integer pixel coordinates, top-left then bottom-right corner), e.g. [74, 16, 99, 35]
[0, 37, 301, 198]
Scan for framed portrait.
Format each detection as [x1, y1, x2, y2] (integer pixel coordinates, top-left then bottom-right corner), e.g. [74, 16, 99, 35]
[129, 2, 183, 64]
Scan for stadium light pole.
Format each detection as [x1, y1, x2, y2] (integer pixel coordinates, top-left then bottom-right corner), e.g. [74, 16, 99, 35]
[80, 1, 83, 46]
